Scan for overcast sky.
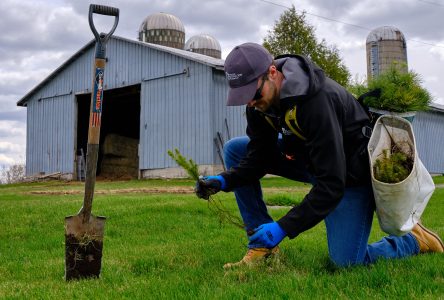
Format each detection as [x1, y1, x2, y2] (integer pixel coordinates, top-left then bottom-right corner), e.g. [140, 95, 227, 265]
[1, 0, 443, 167]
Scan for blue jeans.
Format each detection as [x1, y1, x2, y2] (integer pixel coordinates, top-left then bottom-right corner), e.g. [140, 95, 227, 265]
[223, 136, 420, 267]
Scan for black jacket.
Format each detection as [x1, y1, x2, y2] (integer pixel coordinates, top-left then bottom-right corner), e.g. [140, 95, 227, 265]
[220, 55, 372, 238]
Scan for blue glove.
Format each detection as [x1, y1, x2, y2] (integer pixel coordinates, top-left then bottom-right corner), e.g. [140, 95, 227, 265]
[248, 222, 286, 248]
[195, 175, 226, 200]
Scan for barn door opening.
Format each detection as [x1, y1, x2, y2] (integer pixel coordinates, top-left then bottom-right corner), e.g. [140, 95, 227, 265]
[76, 84, 141, 180]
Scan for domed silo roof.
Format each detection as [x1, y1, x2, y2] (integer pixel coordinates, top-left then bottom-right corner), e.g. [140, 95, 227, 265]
[185, 34, 222, 59]
[141, 12, 185, 32]
[366, 26, 406, 43]
[138, 12, 185, 49]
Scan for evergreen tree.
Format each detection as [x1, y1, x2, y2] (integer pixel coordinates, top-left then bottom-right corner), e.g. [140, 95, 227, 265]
[263, 6, 350, 86]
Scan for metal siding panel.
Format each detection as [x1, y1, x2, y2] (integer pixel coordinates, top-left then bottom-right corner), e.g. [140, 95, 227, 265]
[187, 63, 204, 165]
[140, 85, 147, 168]
[123, 40, 141, 85]
[24, 94, 75, 176]
[35, 99, 42, 174]
[413, 111, 444, 174]
[79, 50, 94, 92]
[140, 48, 165, 168]
[139, 58, 213, 169]
[139, 58, 247, 170]
[55, 98, 61, 171]
[192, 63, 212, 165]
[30, 102, 35, 175]
[26, 101, 36, 175]
[46, 98, 53, 172]
[106, 38, 133, 89]
[67, 98, 73, 173]
[25, 103, 31, 175]
[41, 99, 48, 173]
[209, 69, 247, 165]
[104, 40, 116, 89]
[23, 44, 93, 176]
[209, 68, 219, 165]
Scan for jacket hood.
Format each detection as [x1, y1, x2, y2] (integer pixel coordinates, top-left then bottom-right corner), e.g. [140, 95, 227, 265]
[275, 55, 326, 102]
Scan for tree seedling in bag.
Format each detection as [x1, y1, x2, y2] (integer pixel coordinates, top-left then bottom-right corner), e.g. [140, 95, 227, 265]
[374, 146, 413, 183]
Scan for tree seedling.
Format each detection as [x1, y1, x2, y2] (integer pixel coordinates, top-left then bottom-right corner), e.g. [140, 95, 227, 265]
[374, 147, 413, 183]
[167, 149, 245, 230]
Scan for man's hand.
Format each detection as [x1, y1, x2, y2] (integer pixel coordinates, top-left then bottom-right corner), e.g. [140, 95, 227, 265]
[249, 222, 286, 248]
[195, 175, 226, 200]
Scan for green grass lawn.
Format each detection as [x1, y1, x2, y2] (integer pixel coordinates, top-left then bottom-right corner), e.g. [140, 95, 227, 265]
[0, 177, 443, 299]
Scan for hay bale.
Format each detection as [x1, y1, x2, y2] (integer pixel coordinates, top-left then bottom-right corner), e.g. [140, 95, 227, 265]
[102, 134, 138, 158]
[100, 134, 139, 179]
[101, 156, 138, 168]
[100, 155, 138, 178]
[100, 163, 138, 178]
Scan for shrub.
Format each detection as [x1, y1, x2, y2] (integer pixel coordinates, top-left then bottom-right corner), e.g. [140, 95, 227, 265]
[362, 63, 432, 113]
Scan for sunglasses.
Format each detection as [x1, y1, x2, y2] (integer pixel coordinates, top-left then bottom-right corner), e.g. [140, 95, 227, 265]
[252, 74, 268, 100]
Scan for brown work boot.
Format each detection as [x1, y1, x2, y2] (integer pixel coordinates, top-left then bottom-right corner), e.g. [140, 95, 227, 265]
[411, 223, 444, 253]
[223, 246, 279, 269]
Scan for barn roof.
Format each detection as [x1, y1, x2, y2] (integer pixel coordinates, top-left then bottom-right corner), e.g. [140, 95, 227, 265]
[430, 102, 444, 112]
[17, 35, 225, 106]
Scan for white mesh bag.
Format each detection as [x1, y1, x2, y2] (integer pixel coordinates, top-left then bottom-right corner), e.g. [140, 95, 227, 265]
[368, 115, 435, 236]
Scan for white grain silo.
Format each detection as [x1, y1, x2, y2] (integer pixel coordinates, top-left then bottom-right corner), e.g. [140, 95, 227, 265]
[185, 34, 222, 59]
[138, 12, 185, 49]
[366, 26, 408, 79]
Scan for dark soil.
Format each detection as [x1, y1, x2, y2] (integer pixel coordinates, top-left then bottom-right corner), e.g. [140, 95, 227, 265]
[65, 234, 103, 281]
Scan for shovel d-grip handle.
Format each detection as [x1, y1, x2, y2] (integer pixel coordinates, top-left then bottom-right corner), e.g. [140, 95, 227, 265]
[88, 4, 119, 59]
[80, 4, 119, 224]
[90, 4, 119, 16]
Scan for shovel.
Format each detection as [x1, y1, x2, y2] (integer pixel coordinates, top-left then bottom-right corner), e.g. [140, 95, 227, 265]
[64, 4, 119, 281]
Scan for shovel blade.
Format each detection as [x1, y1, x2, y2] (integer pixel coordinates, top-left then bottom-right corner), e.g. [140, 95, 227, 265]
[64, 214, 105, 281]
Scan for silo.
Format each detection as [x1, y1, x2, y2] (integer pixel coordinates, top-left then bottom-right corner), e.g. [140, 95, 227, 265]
[366, 26, 408, 79]
[185, 34, 222, 59]
[138, 12, 185, 49]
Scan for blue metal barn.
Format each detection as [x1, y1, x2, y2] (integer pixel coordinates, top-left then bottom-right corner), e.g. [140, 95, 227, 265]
[17, 36, 247, 179]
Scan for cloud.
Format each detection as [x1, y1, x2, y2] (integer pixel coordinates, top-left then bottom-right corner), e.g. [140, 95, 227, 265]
[0, 1, 89, 52]
[0, 141, 25, 167]
[0, 94, 26, 122]
[0, 66, 63, 97]
[0, 122, 26, 144]
[304, 0, 444, 43]
[0, 111, 26, 123]
[0, 154, 16, 166]
[0, 141, 23, 153]
[0, 120, 26, 165]
[430, 44, 444, 61]
[0, 1, 91, 105]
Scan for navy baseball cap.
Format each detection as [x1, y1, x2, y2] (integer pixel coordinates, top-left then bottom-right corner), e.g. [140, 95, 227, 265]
[224, 43, 273, 106]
